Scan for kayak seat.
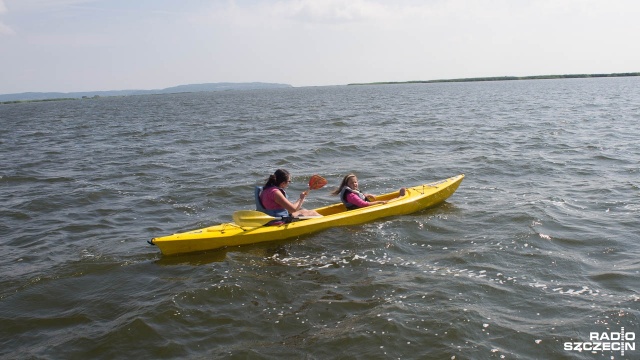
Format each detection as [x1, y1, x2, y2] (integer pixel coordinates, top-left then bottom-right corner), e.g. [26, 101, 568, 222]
[255, 186, 267, 212]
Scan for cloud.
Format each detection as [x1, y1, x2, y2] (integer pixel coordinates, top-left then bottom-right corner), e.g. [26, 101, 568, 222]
[1, 0, 100, 18]
[0, 0, 104, 36]
[0, 0, 14, 35]
[1, 0, 99, 36]
[200, 0, 520, 28]
[8, 0, 97, 10]
[0, 23, 12, 35]
[271, 0, 388, 23]
[197, 0, 398, 27]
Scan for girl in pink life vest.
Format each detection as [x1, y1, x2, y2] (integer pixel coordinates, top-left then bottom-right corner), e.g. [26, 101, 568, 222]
[259, 169, 321, 218]
[332, 173, 406, 210]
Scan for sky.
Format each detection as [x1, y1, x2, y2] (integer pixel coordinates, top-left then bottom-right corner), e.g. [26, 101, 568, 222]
[1, 0, 639, 94]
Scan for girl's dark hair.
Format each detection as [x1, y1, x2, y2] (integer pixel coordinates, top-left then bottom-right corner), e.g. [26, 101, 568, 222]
[265, 169, 290, 188]
[331, 173, 356, 195]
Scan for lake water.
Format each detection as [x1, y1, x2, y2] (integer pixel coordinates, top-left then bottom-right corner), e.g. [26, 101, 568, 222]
[1, 77, 639, 359]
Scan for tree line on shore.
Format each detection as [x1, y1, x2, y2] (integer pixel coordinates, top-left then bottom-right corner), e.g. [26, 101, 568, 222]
[349, 72, 640, 86]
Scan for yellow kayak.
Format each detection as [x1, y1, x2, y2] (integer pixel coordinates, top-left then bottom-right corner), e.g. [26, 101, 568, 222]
[150, 174, 464, 255]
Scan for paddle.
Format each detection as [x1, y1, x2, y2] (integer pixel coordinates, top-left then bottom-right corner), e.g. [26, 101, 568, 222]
[233, 175, 328, 227]
[233, 210, 281, 227]
[306, 174, 328, 193]
[232, 210, 321, 227]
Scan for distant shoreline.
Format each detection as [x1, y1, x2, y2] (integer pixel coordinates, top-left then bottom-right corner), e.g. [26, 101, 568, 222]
[348, 72, 640, 86]
[3, 73, 639, 104]
[0, 82, 291, 104]
[1, 98, 79, 105]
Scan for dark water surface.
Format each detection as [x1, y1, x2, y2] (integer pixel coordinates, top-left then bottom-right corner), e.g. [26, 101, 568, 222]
[1, 78, 639, 359]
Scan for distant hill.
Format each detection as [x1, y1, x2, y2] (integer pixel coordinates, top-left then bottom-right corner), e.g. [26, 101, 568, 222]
[0, 82, 293, 103]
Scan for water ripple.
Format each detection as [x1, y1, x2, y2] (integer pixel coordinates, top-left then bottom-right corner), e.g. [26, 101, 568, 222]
[1, 78, 639, 359]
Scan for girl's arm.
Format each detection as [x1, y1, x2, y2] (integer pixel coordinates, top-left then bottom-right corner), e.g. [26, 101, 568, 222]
[345, 192, 387, 208]
[346, 192, 388, 208]
[273, 190, 306, 213]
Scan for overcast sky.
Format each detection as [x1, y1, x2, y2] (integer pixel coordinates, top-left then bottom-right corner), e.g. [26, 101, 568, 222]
[1, 0, 638, 94]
